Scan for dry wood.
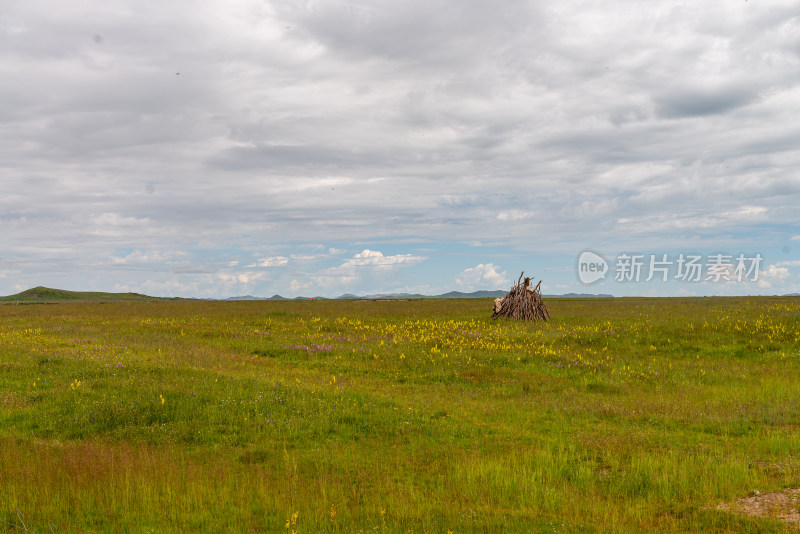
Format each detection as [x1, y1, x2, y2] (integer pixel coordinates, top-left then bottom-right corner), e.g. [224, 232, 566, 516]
[492, 271, 550, 321]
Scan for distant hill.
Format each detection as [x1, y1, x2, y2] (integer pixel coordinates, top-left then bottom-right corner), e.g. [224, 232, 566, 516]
[2, 286, 615, 303]
[434, 290, 507, 299]
[0, 286, 174, 302]
[333, 291, 503, 300]
[349, 292, 427, 300]
[546, 293, 615, 299]
[330, 290, 614, 300]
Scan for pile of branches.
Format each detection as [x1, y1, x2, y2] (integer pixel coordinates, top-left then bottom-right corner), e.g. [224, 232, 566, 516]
[492, 272, 550, 321]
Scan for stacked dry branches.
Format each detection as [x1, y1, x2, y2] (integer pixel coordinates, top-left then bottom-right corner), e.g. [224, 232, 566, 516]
[492, 272, 550, 321]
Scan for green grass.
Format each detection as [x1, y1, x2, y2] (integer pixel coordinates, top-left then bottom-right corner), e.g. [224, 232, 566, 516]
[1, 297, 799, 532]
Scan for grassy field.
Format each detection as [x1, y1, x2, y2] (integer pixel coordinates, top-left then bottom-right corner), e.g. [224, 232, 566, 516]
[1, 297, 799, 532]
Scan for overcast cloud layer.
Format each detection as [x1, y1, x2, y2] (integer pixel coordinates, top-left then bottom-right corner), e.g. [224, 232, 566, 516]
[1, 0, 799, 298]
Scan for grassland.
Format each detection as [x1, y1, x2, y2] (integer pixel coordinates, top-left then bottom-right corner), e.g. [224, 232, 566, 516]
[1, 297, 799, 532]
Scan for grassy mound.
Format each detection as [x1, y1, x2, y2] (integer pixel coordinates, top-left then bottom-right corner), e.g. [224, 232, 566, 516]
[0, 286, 172, 302]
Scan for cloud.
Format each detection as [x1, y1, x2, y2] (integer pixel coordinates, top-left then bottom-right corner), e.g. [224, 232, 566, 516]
[761, 264, 790, 280]
[497, 210, 535, 221]
[1, 1, 799, 297]
[653, 83, 759, 119]
[110, 250, 178, 266]
[218, 272, 267, 285]
[289, 279, 312, 292]
[172, 263, 213, 274]
[340, 249, 425, 268]
[113, 279, 198, 298]
[92, 213, 151, 227]
[456, 263, 509, 290]
[258, 256, 289, 267]
[304, 249, 426, 292]
[310, 274, 357, 291]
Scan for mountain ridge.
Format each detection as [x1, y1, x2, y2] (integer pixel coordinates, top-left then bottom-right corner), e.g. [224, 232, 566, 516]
[1, 286, 618, 302]
[224, 290, 615, 300]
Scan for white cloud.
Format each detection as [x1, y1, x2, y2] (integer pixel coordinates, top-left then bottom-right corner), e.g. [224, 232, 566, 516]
[497, 210, 535, 221]
[114, 279, 198, 297]
[91, 213, 151, 227]
[791, 236, 800, 242]
[776, 260, 800, 267]
[218, 272, 267, 284]
[311, 274, 357, 290]
[455, 263, 509, 290]
[90, 213, 157, 238]
[300, 249, 425, 293]
[110, 250, 176, 266]
[761, 264, 790, 280]
[340, 249, 425, 268]
[289, 279, 312, 292]
[290, 254, 323, 261]
[752, 263, 792, 291]
[258, 256, 289, 267]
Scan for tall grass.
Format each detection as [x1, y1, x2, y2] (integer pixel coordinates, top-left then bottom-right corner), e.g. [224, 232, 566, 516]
[1, 297, 799, 532]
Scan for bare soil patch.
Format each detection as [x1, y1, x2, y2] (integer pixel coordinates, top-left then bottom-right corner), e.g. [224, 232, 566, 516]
[714, 488, 800, 524]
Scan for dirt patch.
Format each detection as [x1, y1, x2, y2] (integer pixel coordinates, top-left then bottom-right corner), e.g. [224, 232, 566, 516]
[714, 488, 800, 524]
[0, 391, 29, 408]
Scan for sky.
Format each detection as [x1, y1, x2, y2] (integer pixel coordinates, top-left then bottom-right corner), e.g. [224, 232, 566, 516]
[1, 0, 799, 298]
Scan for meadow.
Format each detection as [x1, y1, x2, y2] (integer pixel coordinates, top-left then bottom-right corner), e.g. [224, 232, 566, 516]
[1, 296, 799, 532]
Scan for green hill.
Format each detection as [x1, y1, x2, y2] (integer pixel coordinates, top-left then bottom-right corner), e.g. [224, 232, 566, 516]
[0, 286, 174, 302]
